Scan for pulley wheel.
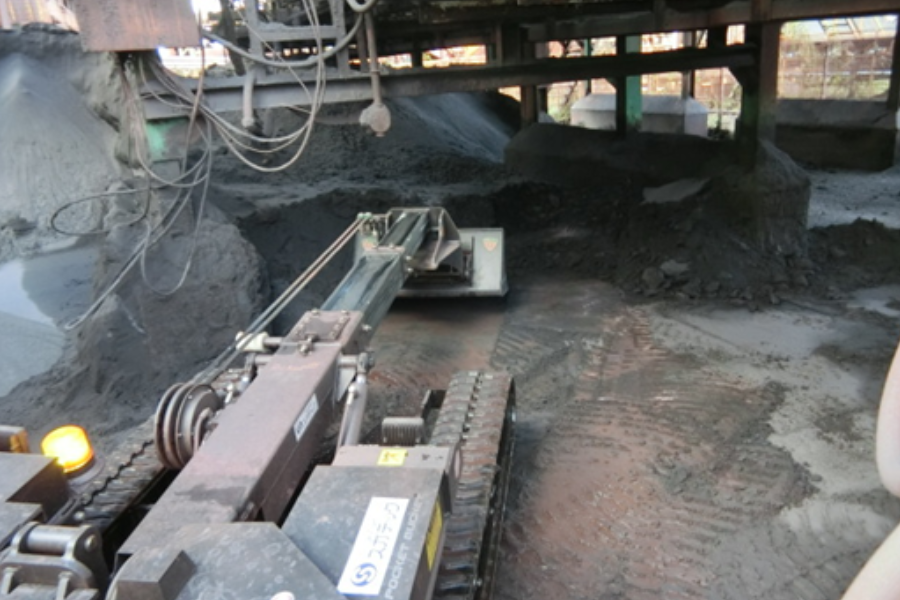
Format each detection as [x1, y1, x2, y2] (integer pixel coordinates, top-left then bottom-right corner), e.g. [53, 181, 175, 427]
[172, 385, 222, 467]
[155, 383, 222, 470]
[155, 383, 187, 470]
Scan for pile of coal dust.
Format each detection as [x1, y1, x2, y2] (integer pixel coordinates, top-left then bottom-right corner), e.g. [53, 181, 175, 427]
[0, 25, 122, 260]
[218, 109, 818, 313]
[208, 93, 523, 330]
[499, 124, 900, 308]
[809, 217, 900, 295]
[211, 92, 520, 189]
[224, 113, 900, 317]
[0, 28, 523, 451]
[0, 28, 266, 453]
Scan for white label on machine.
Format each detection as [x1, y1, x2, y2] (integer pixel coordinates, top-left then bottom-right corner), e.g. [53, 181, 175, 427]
[293, 394, 319, 441]
[337, 497, 409, 596]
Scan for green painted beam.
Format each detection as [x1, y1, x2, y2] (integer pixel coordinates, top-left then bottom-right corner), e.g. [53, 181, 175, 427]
[615, 35, 642, 134]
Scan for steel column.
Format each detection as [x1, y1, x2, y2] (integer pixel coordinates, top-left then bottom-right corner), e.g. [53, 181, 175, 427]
[615, 35, 643, 135]
[681, 31, 696, 101]
[737, 22, 781, 166]
[888, 13, 900, 112]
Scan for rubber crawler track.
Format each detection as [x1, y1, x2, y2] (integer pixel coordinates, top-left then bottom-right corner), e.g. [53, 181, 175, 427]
[77, 417, 163, 530]
[431, 371, 516, 600]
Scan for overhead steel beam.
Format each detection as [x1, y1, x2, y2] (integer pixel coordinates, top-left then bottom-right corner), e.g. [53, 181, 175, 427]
[385, 0, 652, 26]
[144, 44, 754, 119]
[525, 0, 900, 42]
[379, 31, 494, 56]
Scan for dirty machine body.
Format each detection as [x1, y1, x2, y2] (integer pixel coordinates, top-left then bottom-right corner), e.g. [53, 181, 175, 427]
[0, 208, 514, 600]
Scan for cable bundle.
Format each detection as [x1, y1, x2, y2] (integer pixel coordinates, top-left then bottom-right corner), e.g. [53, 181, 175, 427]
[60, 0, 378, 329]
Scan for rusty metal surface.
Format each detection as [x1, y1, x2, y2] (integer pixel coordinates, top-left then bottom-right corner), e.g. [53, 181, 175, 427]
[113, 523, 345, 600]
[0, 453, 68, 520]
[118, 311, 368, 559]
[69, 0, 198, 52]
[0, 0, 77, 30]
[0, 453, 68, 548]
[1, 523, 109, 598]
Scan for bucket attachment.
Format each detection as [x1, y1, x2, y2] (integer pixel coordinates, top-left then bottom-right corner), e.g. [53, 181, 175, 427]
[355, 208, 507, 298]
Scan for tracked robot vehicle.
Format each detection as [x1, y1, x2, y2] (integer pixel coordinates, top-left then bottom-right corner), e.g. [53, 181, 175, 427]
[1, 1, 519, 597]
[0, 207, 514, 600]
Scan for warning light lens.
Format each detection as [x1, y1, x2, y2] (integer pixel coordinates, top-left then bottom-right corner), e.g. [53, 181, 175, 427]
[41, 425, 94, 474]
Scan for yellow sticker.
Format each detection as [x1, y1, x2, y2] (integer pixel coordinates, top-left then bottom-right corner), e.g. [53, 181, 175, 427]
[377, 448, 408, 466]
[425, 500, 443, 569]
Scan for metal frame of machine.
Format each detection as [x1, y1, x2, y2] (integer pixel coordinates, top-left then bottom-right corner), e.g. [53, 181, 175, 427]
[0, 208, 514, 600]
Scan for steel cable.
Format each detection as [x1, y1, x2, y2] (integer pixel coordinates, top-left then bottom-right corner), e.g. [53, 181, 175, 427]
[192, 213, 370, 383]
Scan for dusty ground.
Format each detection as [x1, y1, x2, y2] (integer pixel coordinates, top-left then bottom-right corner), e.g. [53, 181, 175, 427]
[220, 161, 900, 600]
[2, 26, 900, 600]
[370, 261, 900, 600]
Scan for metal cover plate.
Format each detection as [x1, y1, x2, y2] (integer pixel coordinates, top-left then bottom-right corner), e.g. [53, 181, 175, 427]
[0, 502, 41, 549]
[283, 465, 444, 600]
[0, 453, 67, 518]
[70, 0, 199, 52]
[113, 523, 344, 600]
[288, 311, 353, 343]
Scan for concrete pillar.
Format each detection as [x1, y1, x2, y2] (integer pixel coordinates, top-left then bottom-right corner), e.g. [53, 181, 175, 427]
[888, 14, 900, 112]
[736, 22, 781, 166]
[615, 35, 642, 135]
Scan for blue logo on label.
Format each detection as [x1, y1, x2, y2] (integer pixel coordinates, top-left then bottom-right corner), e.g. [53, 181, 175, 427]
[352, 563, 378, 586]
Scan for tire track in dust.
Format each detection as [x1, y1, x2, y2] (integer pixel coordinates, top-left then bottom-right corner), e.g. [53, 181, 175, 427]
[368, 300, 506, 417]
[708, 499, 897, 600]
[494, 305, 812, 600]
